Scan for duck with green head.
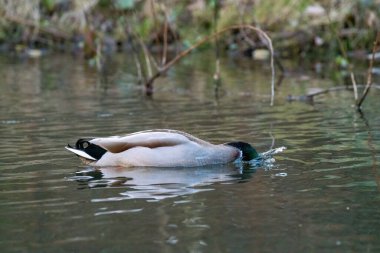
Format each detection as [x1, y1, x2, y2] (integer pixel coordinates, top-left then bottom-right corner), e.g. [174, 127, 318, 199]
[65, 129, 260, 167]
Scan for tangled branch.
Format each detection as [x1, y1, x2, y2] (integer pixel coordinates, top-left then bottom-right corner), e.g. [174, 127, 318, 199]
[144, 25, 275, 105]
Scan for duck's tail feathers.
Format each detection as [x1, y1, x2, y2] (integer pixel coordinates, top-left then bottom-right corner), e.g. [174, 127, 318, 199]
[65, 146, 97, 161]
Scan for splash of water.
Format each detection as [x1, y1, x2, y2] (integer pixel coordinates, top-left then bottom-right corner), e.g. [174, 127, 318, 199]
[248, 146, 287, 168]
[260, 146, 287, 159]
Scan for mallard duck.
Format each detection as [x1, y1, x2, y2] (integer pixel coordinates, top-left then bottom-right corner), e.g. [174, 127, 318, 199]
[65, 129, 259, 167]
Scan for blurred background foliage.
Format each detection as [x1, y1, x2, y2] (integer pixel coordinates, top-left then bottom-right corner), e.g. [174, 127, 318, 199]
[0, 0, 379, 62]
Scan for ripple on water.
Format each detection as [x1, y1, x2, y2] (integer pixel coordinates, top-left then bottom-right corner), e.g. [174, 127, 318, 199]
[94, 208, 143, 216]
[1, 53, 380, 253]
[327, 181, 378, 189]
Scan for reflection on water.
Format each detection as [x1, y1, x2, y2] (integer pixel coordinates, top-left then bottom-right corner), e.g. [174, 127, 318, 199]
[67, 146, 286, 201]
[1, 52, 380, 253]
[66, 145, 287, 201]
[70, 164, 251, 201]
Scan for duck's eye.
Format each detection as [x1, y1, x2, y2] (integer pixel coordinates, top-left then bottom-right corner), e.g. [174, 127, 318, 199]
[82, 141, 90, 149]
[77, 140, 90, 149]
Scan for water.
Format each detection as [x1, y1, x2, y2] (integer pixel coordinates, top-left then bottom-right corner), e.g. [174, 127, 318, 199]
[1, 52, 380, 253]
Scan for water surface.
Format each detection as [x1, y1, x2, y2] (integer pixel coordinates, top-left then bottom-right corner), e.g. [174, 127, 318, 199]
[1, 52, 380, 253]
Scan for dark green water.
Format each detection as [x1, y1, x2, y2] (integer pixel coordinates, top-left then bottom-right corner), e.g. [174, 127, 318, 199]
[0, 52, 379, 253]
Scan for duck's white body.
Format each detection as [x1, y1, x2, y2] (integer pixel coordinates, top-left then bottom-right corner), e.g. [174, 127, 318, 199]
[66, 129, 242, 167]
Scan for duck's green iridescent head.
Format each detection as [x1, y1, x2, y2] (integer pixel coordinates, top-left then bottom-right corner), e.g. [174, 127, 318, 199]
[226, 141, 259, 161]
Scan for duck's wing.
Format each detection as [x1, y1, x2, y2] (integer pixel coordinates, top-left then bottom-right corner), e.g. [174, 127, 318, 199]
[90, 130, 211, 153]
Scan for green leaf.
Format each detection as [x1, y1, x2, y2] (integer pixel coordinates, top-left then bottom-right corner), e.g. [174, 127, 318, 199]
[42, 0, 57, 10]
[335, 55, 349, 68]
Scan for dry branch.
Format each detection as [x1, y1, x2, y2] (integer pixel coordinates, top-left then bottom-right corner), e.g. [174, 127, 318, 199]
[213, 0, 221, 82]
[144, 24, 275, 105]
[127, 31, 145, 83]
[350, 72, 358, 101]
[161, 7, 169, 66]
[288, 84, 380, 102]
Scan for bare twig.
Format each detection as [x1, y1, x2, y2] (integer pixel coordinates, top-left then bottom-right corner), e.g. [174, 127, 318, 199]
[149, 0, 159, 50]
[288, 84, 380, 102]
[350, 72, 358, 101]
[95, 36, 103, 72]
[213, 0, 221, 82]
[151, 1, 170, 66]
[159, 3, 179, 63]
[162, 17, 168, 65]
[126, 27, 146, 83]
[161, 6, 169, 66]
[133, 53, 144, 84]
[305, 86, 354, 97]
[134, 33, 154, 78]
[357, 31, 380, 109]
[237, 0, 284, 76]
[145, 24, 275, 105]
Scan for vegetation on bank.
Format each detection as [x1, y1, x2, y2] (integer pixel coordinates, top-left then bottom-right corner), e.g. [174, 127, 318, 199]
[0, 1, 378, 59]
[0, 0, 378, 108]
